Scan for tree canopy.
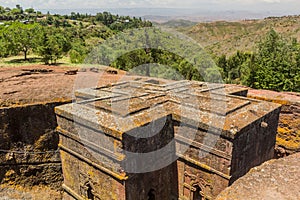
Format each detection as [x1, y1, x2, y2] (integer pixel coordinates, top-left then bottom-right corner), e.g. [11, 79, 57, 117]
[216, 29, 300, 92]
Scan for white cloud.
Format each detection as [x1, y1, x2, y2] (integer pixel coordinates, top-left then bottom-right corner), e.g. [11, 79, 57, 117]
[262, 0, 281, 3]
[212, 0, 292, 4]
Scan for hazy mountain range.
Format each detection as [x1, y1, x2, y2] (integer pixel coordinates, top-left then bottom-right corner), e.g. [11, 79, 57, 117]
[40, 8, 295, 22]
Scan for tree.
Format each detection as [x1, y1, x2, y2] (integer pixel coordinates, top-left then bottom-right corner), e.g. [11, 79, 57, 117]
[25, 8, 35, 14]
[16, 5, 22, 11]
[226, 51, 253, 84]
[0, 6, 5, 14]
[69, 42, 87, 63]
[215, 29, 299, 91]
[0, 26, 9, 57]
[36, 28, 71, 64]
[3, 22, 41, 60]
[10, 8, 22, 15]
[217, 54, 227, 76]
[253, 29, 300, 91]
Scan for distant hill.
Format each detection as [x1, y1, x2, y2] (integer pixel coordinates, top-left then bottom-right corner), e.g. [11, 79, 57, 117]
[155, 19, 197, 28]
[179, 15, 300, 56]
[41, 8, 282, 23]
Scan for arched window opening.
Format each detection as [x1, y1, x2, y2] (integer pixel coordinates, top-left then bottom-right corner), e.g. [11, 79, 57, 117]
[87, 184, 94, 200]
[193, 185, 203, 200]
[148, 188, 155, 200]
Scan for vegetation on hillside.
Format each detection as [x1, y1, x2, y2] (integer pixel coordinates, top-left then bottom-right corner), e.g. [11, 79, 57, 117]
[184, 16, 300, 56]
[0, 5, 152, 64]
[174, 16, 300, 92]
[86, 27, 221, 82]
[0, 5, 299, 92]
[217, 29, 300, 92]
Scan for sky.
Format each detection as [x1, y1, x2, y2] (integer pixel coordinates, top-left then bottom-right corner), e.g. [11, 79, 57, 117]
[1, 0, 299, 14]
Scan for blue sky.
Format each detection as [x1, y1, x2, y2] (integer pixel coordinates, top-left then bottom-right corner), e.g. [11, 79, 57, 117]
[1, 0, 299, 13]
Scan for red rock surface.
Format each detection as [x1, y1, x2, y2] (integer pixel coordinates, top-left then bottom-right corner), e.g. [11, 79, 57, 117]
[248, 89, 300, 106]
[0, 65, 128, 107]
[1, 66, 299, 157]
[216, 153, 300, 200]
[0, 184, 62, 200]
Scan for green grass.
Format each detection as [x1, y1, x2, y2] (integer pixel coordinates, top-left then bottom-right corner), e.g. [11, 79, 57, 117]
[0, 54, 115, 71]
[0, 54, 82, 68]
[0, 55, 42, 68]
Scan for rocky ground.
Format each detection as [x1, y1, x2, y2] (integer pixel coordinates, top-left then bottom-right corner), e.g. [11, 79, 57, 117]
[0, 65, 128, 199]
[216, 153, 300, 200]
[0, 65, 128, 108]
[0, 65, 169, 199]
[0, 184, 62, 200]
[0, 65, 299, 199]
